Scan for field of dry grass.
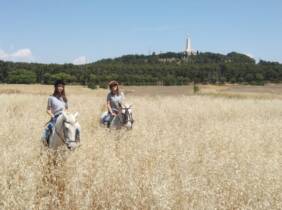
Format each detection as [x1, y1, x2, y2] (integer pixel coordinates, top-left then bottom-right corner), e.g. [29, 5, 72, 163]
[0, 84, 282, 209]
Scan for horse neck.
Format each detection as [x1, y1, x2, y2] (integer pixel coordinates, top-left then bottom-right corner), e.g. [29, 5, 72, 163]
[55, 115, 65, 135]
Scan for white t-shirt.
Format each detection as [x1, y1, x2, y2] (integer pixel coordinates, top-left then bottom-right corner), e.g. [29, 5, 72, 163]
[107, 92, 125, 111]
[47, 96, 68, 116]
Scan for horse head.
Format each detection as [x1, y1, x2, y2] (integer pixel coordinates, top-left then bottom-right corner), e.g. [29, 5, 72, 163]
[121, 104, 134, 129]
[61, 112, 80, 150]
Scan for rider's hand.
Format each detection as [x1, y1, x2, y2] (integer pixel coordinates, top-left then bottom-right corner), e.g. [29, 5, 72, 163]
[111, 112, 117, 116]
[51, 115, 56, 122]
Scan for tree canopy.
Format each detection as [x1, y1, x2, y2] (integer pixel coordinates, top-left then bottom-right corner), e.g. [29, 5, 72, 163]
[0, 52, 281, 87]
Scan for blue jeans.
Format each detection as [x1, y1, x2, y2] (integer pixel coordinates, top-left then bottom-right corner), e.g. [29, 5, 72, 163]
[103, 113, 111, 122]
[102, 112, 115, 127]
[43, 115, 60, 143]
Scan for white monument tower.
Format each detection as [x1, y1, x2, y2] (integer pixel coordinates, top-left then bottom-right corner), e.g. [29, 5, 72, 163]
[185, 36, 196, 55]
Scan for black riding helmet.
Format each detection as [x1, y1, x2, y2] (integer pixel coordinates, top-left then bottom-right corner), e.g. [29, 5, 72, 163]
[54, 80, 65, 87]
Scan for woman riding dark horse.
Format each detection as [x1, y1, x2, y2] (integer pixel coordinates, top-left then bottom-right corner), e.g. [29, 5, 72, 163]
[103, 80, 125, 127]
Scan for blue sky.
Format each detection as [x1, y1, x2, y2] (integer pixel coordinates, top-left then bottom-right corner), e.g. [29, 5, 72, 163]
[0, 0, 281, 64]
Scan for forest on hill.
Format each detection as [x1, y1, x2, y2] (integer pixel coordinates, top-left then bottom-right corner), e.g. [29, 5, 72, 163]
[0, 52, 282, 87]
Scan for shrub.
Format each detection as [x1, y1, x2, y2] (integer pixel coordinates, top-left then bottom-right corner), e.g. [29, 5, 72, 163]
[88, 82, 97, 89]
[7, 69, 37, 84]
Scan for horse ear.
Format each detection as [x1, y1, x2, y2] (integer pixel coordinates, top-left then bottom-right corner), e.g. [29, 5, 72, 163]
[74, 112, 79, 120]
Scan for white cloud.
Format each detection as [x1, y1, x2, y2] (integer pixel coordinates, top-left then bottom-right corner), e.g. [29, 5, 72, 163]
[0, 50, 9, 60]
[0, 48, 33, 62]
[72, 56, 87, 65]
[12, 49, 32, 58]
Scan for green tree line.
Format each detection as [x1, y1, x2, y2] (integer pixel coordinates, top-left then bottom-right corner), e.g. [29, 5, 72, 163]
[0, 52, 282, 87]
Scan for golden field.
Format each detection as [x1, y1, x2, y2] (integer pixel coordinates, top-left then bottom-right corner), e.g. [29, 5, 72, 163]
[0, 84, 281, 210]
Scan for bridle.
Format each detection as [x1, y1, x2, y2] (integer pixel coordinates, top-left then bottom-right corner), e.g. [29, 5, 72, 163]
[54, 119, 76, 145]
[122, 108, 132, 124]
[54, 120, 67, 144]
[111, 105, 133, 127]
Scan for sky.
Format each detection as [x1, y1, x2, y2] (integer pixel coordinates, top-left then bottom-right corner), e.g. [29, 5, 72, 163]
[0, 0, 281, 64]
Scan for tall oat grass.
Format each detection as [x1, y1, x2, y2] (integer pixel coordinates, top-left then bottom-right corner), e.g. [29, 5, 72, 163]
[0, 86, 281, 209]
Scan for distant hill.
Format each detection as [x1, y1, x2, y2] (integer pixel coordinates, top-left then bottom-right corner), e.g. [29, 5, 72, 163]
[0, 52, 281, 86]
[97, 52, 256, 65]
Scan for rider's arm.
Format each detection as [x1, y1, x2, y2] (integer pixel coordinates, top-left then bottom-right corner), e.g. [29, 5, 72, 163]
[47, 108, 54, 118]
[47, 97, 54, 118]
[107, 100, 114, 115]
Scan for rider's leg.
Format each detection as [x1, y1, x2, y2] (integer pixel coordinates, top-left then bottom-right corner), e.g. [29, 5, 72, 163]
[108, 113, 117, 128]
[45, 115, 59, 142]
[41, 114, 60, 145]
[47, 122, 55, 144]
[107, 118, 111, 128]
[41, 127, 49, 145]
[41, 121, 53, 145]
[104, 113, 112, 128]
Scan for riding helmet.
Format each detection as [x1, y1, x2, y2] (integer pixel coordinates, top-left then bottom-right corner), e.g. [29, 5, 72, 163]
[54, 80, 65, 87]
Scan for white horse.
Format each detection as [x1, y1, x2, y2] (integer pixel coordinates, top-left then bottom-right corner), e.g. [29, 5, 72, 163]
[48, 112, 81, 150]
[100, 104, 134, 129]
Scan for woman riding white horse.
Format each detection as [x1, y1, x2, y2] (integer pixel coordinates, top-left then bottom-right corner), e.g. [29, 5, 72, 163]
[42, 80, 80, 149]
[48, 111, 80, 150]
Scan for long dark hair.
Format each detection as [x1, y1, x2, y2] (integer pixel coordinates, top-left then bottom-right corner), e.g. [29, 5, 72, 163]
[53, 81, 67, 102]
[110, 86, 120, 96]
[109, 80, 120, 96]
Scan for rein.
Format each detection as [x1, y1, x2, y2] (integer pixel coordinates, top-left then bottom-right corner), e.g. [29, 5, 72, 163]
[55, 121, 66, 144]
[55, 119, 77, 146]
